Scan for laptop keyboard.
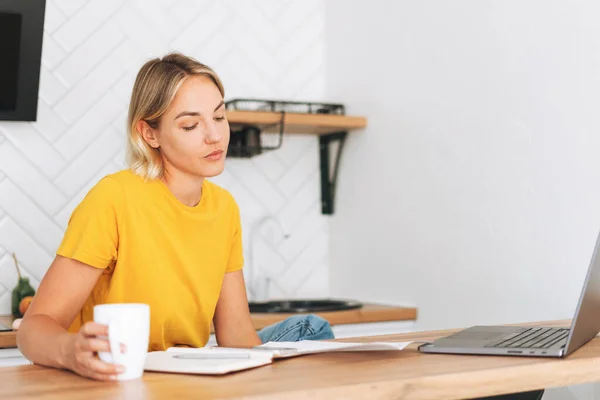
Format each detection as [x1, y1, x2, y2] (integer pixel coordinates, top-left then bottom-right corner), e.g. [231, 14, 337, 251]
[486, 327, 569, 349]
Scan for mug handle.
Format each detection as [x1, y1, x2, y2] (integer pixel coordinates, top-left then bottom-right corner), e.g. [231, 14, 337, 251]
[107, 320, 123, 365]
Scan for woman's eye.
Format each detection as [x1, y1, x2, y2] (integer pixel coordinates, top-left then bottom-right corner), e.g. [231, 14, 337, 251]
[182, 123, 197, 131]
[215, 116, 225, 121]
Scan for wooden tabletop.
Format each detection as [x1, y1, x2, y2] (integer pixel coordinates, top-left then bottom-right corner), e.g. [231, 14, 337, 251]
[0, 304, 417, 349]
[3, 319, 599, 400]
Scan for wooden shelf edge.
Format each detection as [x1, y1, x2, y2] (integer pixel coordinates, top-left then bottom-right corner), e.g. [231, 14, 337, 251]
[227, 110, 367, 135]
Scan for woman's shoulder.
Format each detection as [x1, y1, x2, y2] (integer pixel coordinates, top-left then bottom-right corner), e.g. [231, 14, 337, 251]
[84, 169, 143, 200]
[92, 169, 144, 190]
[103, 168, 144, 185]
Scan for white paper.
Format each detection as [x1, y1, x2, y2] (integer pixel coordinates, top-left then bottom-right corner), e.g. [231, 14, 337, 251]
[257, 340, 412, 358]
[155, 340, 413, 372]
[166, 346, 275, 359]
[145, 350, 272, 375]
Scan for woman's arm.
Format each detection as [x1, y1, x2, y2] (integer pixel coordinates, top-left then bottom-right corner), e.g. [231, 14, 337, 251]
[213, 270, 262, 348]
[17, 255, 124, 380]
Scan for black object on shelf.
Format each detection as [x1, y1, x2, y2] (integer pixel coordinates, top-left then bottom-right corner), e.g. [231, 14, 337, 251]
[225, 98, 350, 215]
[227, 109, 285, 158]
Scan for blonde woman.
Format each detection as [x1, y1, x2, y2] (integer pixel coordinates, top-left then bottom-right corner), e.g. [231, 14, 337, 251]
[16, 53, 333, 381]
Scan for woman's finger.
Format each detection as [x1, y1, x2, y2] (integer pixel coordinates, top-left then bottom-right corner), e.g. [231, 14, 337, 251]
[83, 370, 120, 382]
[85, 356, 125, 375]
[83, 338, 126, 354]
[82, 338, 111, 353]
[81, 322, 109, 338]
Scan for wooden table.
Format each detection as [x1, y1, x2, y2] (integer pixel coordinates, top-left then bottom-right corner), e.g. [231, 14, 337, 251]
[2, 320, 599, 400]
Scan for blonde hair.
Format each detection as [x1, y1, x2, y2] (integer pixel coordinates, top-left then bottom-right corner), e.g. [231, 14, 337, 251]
[126, 52, 225, 180]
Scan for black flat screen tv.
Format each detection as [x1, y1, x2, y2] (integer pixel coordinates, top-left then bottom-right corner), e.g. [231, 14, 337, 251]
[0, 0, 45, 121]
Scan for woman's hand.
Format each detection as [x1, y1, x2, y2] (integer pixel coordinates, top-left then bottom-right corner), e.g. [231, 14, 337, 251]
[62, 322, 125, 381]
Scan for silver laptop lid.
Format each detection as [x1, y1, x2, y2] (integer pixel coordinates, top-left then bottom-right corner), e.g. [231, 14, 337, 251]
[564, 229, 600, 356]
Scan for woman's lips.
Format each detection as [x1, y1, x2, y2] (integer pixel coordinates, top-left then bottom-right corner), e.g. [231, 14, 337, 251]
[205, 149, 224, 161]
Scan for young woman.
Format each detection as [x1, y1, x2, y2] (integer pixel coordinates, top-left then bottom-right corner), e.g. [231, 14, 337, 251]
[17, 52, 333, 381]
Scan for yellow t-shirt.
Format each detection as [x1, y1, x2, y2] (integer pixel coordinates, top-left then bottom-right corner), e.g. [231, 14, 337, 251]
[57, 169, 243, 350]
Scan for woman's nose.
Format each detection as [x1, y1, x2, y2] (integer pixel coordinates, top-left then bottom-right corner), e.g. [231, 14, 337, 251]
[205, 121, 222, 144]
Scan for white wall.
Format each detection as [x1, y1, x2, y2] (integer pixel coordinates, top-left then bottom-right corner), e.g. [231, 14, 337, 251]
[326, 0, 600, 331]
[0, 0, 331, 314]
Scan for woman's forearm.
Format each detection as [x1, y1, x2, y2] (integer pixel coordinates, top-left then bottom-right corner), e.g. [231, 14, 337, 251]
[217, 326, 262, 348]
[17, 314, 73, 370]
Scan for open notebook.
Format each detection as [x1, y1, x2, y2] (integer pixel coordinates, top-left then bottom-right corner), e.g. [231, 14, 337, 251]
[144, 340, 412, 375]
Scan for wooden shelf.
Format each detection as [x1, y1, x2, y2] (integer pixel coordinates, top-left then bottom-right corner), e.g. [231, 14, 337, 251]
[226, 110, 367, 135]
[225, 108, 368, 214]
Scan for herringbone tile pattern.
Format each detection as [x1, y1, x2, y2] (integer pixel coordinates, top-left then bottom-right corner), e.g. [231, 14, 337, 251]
[0, 0, 329, 313]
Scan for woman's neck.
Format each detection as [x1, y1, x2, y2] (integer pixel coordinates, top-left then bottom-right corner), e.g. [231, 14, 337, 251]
[161, 167, 204, 207]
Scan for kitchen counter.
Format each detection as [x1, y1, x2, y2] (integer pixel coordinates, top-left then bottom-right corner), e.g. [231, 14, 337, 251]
[248, 303, 417, 330]
[2, 320, 600, 400]
[0, 304, 417, 349]
[0, 315, 15, 349]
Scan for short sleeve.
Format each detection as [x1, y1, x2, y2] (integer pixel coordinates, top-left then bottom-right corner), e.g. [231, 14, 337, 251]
[226, 199, 244, 273]
[56, 177, 123, 270]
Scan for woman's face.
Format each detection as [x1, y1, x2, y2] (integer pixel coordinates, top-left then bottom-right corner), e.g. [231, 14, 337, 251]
[143, 75, 230, 179]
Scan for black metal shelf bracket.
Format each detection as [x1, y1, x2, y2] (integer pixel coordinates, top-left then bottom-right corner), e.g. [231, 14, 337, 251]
[319, 131, 348, 215]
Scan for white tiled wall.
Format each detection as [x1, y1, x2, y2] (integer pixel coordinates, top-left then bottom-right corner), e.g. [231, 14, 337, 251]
[0, 0, 330, 314]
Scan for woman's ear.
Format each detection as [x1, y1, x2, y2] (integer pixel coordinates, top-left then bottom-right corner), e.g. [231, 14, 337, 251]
[137, 120, 160, 149]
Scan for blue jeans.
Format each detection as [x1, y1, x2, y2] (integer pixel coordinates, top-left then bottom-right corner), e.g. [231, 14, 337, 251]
[257, 314, 335, 343]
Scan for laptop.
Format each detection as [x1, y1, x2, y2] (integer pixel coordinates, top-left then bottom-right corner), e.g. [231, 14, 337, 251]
[419, 230, 600, 358]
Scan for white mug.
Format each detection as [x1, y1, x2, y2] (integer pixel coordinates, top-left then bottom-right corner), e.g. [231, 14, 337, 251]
[93, 303, 150, 381]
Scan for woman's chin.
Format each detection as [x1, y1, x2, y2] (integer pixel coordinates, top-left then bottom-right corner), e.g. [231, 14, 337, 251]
[198, 164, 225, 178]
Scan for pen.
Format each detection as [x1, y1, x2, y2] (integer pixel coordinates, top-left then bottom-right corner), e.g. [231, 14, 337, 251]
[252, 346, 298, 352]
[172, 353, 251, 360]
[207, 345, 298, 353]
